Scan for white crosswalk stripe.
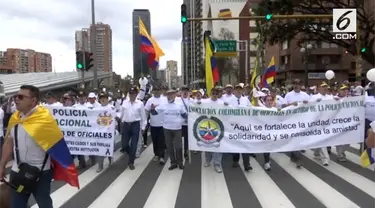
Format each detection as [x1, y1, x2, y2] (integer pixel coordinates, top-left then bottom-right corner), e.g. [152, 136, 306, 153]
[4, 141, 374, 208]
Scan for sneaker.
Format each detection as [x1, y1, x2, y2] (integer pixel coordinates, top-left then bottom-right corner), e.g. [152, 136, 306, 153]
[204, 162, 211, 167]
[214, 165, 222, 173]
[322, 158, 329, 166]
[153, 156, 158, 162]
[143, 145, 147, 148]
[96, 167, 103, 173]
[264, 162, 271, 171]
[159, 158, 165, 164]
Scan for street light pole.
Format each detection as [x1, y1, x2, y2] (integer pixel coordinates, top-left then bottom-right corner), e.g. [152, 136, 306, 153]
[91, 0, 98, 89]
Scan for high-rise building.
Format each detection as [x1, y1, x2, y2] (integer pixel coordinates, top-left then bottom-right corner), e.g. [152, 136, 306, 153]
[132, 9, 151, 81]
[166, 60, 179, 88]
[75, 23, 113, 72]
[75, 29, 90, 51]
[182, 0, 203, 85]
[0, 48, 52, 73]
[156, 69, 166, 81]
[90, 23, 113, 72]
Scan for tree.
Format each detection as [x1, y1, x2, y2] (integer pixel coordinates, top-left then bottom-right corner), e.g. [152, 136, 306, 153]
[215, 28, 239, 84]
[253, 0, 375, 65]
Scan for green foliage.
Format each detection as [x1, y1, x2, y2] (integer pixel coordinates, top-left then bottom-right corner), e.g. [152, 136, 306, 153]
[253, 0, 375, 65]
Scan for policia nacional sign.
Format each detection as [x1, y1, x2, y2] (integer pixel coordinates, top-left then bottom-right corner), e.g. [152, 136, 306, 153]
[48, 107, 116, 156]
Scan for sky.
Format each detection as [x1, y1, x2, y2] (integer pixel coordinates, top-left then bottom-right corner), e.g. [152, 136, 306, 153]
[0, 0, 182, 77]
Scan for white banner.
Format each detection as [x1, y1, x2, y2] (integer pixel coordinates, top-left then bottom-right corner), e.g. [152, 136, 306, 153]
[48, 106, 116, 156]
[188, 96, 365, 153]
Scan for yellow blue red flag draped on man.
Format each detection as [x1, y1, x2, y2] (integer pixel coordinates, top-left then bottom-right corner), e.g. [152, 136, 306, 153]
[6, 106, 80, 188]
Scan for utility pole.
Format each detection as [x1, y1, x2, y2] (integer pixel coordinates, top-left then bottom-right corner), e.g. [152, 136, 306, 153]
[91, 0, 98, 89]
[355, 22, 363, 82]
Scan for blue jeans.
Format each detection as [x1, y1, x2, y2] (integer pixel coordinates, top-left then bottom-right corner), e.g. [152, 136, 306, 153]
[121, 121, 140, 164]
[10, 169, 53, 208]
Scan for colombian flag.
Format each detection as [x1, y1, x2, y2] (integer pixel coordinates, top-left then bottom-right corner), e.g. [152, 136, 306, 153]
[6, 106, 79, 188]
[360, 148, 374, 167]
[139, 17, 165, 70]
[261, 56, 276, 88]
[204, 31, 220, 95]
[218, 9, 232, 18]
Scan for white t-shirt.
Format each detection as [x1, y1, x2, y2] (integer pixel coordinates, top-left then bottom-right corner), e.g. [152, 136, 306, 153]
[175, 96, 192, 126]
[284, 90, 310, 104]
[73, 102, 89, 109]
[11, 111, 50, 171]
[365, 96, 375, 121]
[155, 101, 186, 130]
[221, 94, 235, 103]
[228, 96, 250, 107]
[310, 93, 333, 102]
[0, 108, 3, 137]
[202, 98, 224, 104]
[44, 102, 63, 107]
[86, 101, 101, 109]
[275, 95, 286, 109]
[145, 96, 168, 127]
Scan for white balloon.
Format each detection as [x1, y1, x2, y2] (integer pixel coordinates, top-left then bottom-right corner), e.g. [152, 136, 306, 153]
[325, 70, 335, 80]
[366, 68, 375, 82]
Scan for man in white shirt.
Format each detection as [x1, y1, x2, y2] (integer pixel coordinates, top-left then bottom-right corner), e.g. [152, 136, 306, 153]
[72, 91, 92, 168]
[151, 89, 187, 170]
[364, 84, 375, 150]
[221, 84, 235, 103]
[334, 84, 351, 161]
[229, 85, 252, 171]
[270, 87, 286, 109]
[310, 82, 333, 102]
[284, 79, 309, 168]
[200, 87, 226, 173]
[310, 81, 333, 166]
[86, 92, 101, 109]
[144, 86, 167, 164]
[0, 85, 53, 208]
[120, 86, 147, 170]
[43, 92, 62, 107]
[96, 93, 116, 172]
[175, 85, 191, 160]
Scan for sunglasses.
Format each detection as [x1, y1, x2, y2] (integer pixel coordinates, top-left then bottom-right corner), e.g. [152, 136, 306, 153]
[15, 94, 31, 100]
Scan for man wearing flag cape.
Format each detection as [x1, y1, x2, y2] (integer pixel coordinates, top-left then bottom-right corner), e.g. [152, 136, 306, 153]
[0, 85, 79, 208]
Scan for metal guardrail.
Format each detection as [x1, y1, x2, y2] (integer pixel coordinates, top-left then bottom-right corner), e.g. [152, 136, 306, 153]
[0, 71, 112, 96]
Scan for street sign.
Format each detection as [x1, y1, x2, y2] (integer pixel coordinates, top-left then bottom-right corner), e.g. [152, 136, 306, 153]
[213, 40, 237, 57]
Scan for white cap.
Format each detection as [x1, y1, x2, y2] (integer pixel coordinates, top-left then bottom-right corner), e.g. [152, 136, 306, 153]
[88, 92, 96, 98]
[261, 88, 270, 92]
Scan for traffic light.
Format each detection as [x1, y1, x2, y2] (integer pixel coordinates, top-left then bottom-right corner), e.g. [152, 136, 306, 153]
[265, 14, 273, 21]
[84, 52, 94, 71]
[181, 4, 187, 23]
[361, 47, 367, 53]
[265, 2, 273, 21]
[75, 51, 84, 70]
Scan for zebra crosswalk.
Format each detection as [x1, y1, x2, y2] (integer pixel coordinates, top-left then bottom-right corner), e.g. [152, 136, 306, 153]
[9, 140, 375, 208]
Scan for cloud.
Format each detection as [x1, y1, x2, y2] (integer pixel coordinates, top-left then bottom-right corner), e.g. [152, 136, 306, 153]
[0, 0, 182, 77]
